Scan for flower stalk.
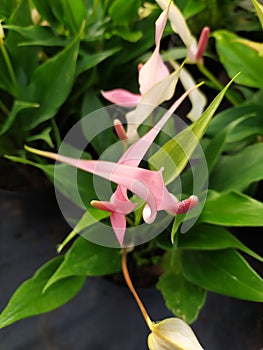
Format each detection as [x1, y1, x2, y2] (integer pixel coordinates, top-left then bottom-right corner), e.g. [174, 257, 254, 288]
[122, 248, 152, 329]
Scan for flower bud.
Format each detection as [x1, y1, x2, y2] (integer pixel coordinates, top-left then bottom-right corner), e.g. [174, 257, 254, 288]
[148, 318, 204, 350]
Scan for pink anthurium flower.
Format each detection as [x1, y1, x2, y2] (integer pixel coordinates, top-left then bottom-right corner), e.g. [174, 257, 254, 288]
[101, 8, 170, 107]
[102, 7, 185, 140]
[25, 87, 199, 245]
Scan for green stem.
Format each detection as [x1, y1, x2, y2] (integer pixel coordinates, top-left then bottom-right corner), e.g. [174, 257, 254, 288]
[0, 43, 18, 92]
[0, 99, 10, 117]
[197, 62, 242, 106]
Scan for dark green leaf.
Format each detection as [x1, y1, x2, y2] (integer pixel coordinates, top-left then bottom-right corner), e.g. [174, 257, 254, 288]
[32, 0, 59, 28]
[199, 190, 263, 226]
[109, 0, 141, 26]
[44, 237, 121, 291]
[21, 34, 80, 130]
[207, 104, 263, 142]
[181, 249, 263, 301]
[210, 143, 263, 191]
[3, 25, 69, 47]
[0, 257, 85, 329]
[6, 0, 39, 89]
[0, 100, 39, 136]
[179, 224, 263, 262]
[51, 0, 86, 34]
[77, 47, 120, 76]
[157, 271, 206, 324]
[0, 0, 17, 19]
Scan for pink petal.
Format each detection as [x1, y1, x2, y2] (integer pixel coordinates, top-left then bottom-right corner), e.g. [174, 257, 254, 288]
[120, 84, 201, 167]
[101, 89, 141, 107]
[138, 9, 169, 95]
[155, 8, 168, 45]
[139, 50, 170, 95]
[110, 211, 126, 245]
[110, 186, 136, 213]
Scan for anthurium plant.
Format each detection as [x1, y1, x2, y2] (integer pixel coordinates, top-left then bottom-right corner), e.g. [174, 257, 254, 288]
[1, 1, 263, 349]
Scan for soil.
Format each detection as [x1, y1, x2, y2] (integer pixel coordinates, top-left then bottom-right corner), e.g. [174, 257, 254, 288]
[0, 157, 50, 191]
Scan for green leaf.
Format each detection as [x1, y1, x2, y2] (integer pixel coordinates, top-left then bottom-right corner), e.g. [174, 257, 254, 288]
[199, 190, 263, 226]
[181, 249, 263, 301]
[149, 76, 238, 184]
[3, 25, 69, 47]
[21, 33, 80, 130]
[0, 0, 17, 19]
[203, 115, 249, 177]
[50, 0, 87, 34]
[57, 208, 110, 253]
[157, 271, 206, 324]
[178, 224, 263, 262]
[0, 257, 85, 329]
[77, 47, 120, 75]
[81, 89, 116, 154]
[32, 0, 59, 28]
[5, 0, 39, 88]
[109, 0, 141, 26]
[111, 28, 143, 42]
[207, 104, 263, 143]
[0, 100, 39, 136]
[214, 30, 263, 89]
[210, 143, 263, 191]
[44, 237, 121, 291]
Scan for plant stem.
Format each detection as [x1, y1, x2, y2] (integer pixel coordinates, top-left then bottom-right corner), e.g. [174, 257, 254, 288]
[122, 248, 152, 329]
[197, 62, 242, 106]
[0, 99, 10, 116]
[0, 44, 18, 92]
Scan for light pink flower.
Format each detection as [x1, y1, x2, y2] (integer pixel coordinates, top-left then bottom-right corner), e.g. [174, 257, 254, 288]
[25, 87, 199, 245]
[101, 9, 170, 107]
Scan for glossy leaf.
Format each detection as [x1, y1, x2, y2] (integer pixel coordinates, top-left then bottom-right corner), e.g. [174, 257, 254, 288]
[5, 0, 38, 89]
[207, 104, 263, 143]
[210, 143, 263, 191]
[57, 209, 110, 253]
[181, 249, 263, 301]
[214, 30, 263, 89]
[149, 76, 238, 184]
[157, 271, 206, 324]
[0, 100, 39, 136]
[77, 47, 120, 75]
[178, 224, 263, 262]
[3, 25, 69, 47]
[0, 257, 85, 329]
[50, 0, 86, 34]
[44, 237, 121, 291]
[109, 0, 141, 26]
[21, 33, 80, 130]
[0, 0, 17, 19]
[199, 190, 263, 226]
[32, 0, 60, 28]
